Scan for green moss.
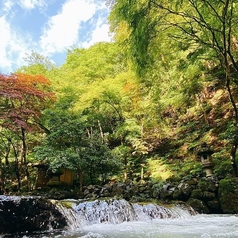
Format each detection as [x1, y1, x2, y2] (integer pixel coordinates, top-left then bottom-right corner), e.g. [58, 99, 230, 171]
[47, 181, 61, 187]
[59, 201, 75, 209]
[219, 177, 237, 193]
[218, 177, 238, 213]
[190, 189, 203, 199]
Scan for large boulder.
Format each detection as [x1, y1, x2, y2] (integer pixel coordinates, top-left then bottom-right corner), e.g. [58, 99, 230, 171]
[186, 198, 210, 213]
[0, 196, 67, 235]
[218, 177, 238, 213]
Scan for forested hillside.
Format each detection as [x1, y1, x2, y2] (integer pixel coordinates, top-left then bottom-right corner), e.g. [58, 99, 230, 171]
[1, 0, 238, 193]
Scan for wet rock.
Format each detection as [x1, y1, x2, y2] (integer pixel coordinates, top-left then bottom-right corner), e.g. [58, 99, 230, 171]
[218, 177, 238, 213]
[186, 178, 198, 186]
[84, 185, 102, 199]
[178, 182, 192, 200]
[158, 183, 175, 200]
[197, 178, 217, 192]
[207, 199, 221, 213]
[111, 183, 126, 196]
[190, 189, 203, 199]
[203, 191, 216, 201]
[100, 185, 111, 197]
[0, 196, 67, 235]
[186, 198, 210, 214]
[172, 188, 183, 200]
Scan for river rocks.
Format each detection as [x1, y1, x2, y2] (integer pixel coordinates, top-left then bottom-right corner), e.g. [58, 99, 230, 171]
[218, 177, 238, 213]
[0, 196, 67, 235]
[80, 177, 230, 214]
[178, 181, 194, 199]
[203, 191, 216, 200]
[186, 198, 210, 213]
[190, 189, 203, 199]
[23, 176, 238, 215]
[207, 199, 220, 213]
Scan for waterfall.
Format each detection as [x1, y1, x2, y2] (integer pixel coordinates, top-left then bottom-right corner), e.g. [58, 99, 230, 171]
[75, 199, 137, 225]
[1, 196, 238, 237]
[132, 203, 193, 221]
[56, 199, 195, 230]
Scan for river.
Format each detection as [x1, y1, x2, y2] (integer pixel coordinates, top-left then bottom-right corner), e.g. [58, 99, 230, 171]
[2, 198, 238, 238]
[40, 199, 238, 238]
[32, 214, 238, 238]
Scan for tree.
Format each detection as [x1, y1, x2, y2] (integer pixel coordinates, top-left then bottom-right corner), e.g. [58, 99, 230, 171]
[109, 0, 238, 176]
[0, 73, 55, 190]
[81, 129, 122, 185]
[19, 51, 57, 76]
[34, 107, 121, 189]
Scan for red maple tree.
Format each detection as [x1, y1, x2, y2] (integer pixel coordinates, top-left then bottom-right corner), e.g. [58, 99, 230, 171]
[0, 73, 55, 132]
[0, 73, 55, 190]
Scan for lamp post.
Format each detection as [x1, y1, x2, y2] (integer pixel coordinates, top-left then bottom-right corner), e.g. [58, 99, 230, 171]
[197, 142, 214, 177]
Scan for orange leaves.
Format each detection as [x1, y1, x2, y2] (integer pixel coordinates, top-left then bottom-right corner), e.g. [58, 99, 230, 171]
[0, 73, 54, 100]
[15, 73, 51, 85]
[0, 73, 55, 132]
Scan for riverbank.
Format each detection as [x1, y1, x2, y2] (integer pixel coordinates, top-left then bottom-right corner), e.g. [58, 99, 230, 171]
[13, 176, 238, 215]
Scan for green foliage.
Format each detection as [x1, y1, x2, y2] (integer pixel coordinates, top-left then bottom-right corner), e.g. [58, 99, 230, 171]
[147, 158, 174, 181]
[17, 51, 57, 79]
[34, 103, 123, 185]
[219, 177, 237, 194]
[3, 0, 238, 192]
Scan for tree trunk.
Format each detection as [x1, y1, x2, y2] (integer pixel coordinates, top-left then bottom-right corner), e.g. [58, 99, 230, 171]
[0, 141, 11, 193]
[5, 139, 10, 165]
[20, 128, 30, 190]
[123, 157, 128, 181]
[230, 144, 238, 177]
[11, 143, 21, 191]
[0, 160, 4, 194]
[98, 120, 104, 142]
[225, 71, 238, 177]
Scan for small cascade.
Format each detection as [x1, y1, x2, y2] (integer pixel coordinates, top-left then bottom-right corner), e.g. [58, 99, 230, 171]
[74, 199, 137, 225]
[133, 203, 195, 221]
[54, 200, 82, 230]
[57, 198, 195, 229]
[169, 204, 196, 218]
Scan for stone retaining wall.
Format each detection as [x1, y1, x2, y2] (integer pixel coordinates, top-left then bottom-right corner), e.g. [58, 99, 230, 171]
[82, 177, 238, 214]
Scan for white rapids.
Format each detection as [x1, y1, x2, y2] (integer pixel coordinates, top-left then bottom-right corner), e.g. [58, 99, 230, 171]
[35, 199, 238, 238]
[55, 214, 238, 238]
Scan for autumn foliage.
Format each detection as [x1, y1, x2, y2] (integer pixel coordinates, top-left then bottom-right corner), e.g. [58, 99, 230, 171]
[0, 73, 55, 133]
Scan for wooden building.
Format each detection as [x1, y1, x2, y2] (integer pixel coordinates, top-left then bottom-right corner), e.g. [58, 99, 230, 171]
[30, 163, 74, 188]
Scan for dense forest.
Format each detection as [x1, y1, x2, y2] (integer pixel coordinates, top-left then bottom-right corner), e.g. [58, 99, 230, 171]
[1, 0, 238, 193]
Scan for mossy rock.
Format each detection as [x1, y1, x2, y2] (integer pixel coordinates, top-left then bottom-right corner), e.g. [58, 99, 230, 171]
[218, 177, 238, 213]
[178, 182, 192, 199]
[172, 188, 183, 200]
[186, 198, 210, 213]
[197, 178, 217, 192]
[186, 178, 198, 186]
[207, 199, 221, 213]
[47, 181, 62, 187]
[190, 189, 203, 199]
[202, 191, 216, 201]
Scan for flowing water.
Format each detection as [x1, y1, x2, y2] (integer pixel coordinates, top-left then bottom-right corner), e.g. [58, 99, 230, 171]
[38, 214, 238, 238]
[6, 199, 238, 238]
